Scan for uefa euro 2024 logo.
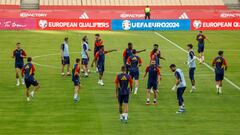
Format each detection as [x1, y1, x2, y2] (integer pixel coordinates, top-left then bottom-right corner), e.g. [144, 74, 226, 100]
[193, 20, 202, 29]
[122, 20, 131, 30]
[39, 20, 48, 29]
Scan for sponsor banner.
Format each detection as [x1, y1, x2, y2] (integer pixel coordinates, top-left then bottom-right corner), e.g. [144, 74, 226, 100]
[191, 19, 240, 30]
[0, 18, 36, 30]
[1, 10, 240, 20]
[112, 20, 190, 31]
[37, 19, 111, 30]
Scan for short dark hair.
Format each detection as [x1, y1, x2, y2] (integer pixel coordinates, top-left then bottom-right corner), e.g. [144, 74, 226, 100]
[132, 49, 136, 54]
[64, 37, 68, 41]
[27, 57, 32, 62]
[121, 66, 126, 71]
[187, 44, 193, 49]
[82, 36, 87, 42]
[169, 64, 176, 68]
[95, 34, 100, 37]
[76, 58, 80, 63]
[16, 42, 21, 45]
[99, 45, 104, 49]
[128, 42, 132, 46]
[154, 44, 159, 47]
[218, 50, 224, 56]
[199, 31, 203, 33]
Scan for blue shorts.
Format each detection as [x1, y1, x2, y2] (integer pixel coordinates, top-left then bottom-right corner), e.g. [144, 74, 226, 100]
[97, 64, 104, 74]
[15, 63, 24, 69]
[62, 56, 70, 65]
[25, 77, 39, 89]
[215, 71, 224, 81]
[118, 94, 129, 105]
[147, 81, 158, 90]
[129, 70, 139, 80]
[94, 48, 100, 56]
[177, 87, 186, 106]
[81, 58, 89, 65]
[72, 76, 80, 86]
[198, 43, 204, 53]
[189, 67, 195, 81]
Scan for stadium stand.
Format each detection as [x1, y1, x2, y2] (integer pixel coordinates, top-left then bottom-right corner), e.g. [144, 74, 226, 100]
[223, 0, 240, 9]
[37, 0, 224, 6]
[0, 0, 229, 10]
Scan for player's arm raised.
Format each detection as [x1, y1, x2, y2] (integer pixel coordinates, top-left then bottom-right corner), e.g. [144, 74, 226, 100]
[136, 49, 146, 53]
[106, 49, 117, 53]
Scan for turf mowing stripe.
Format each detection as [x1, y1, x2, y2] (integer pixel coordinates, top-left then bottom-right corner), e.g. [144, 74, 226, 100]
[154, 32, 240, 91]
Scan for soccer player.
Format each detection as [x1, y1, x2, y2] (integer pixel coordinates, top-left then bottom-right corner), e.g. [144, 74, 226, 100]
[212, 51, 228, 94]
[142, 61, 161, 105]
[91, 46, 117, 86]
[126, 49, 142, 94]
[94, 34, 103, 72]
[187, 44, 197, 93]
[115, 66, 133, 123]
[12, 42, 27, 86]
[170, 64, 186, 114]
[61, 37, 70, 76]
[22, 57, 40, 102]
[149, 44, 165, 93]
[196, 31, 208, 64]
[122, 42, 146, 73]
[72, 58, 81, 102]
[150, 44, 166, 67]
[81, 36, 91, 77]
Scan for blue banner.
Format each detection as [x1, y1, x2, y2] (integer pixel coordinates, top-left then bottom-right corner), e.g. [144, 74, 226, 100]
[111, 19, 190, 31]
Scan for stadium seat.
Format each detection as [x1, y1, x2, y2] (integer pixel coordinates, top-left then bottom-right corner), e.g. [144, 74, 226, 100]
[181, 0, 224, 6]
[0, 0, 226, 7]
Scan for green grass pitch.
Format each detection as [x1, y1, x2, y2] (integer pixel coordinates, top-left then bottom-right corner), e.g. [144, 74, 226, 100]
[0, 30, 240, 135]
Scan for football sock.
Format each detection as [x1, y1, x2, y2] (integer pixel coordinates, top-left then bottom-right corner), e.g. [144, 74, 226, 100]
[219, 87, 222, 93]
[124, 113, 128, 120]
[74, 93, 78, 99]
[30, 91, 35, 97]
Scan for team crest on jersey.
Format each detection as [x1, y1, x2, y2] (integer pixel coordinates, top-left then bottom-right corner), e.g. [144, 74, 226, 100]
[121, 76, 127, 80]
[216, 59, 222, 62]
[132, 57, 137, 61]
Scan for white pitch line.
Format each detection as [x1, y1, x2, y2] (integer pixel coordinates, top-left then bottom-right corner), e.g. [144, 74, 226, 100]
[154, 32, 240, 91]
